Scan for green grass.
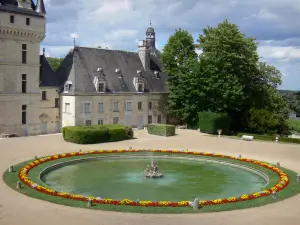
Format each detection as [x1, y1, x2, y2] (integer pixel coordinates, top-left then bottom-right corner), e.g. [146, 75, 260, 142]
[3, 152, 300, 213]
[289, 118, 300, 133]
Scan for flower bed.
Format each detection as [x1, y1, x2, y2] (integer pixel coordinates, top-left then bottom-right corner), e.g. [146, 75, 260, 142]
[18, 150, 289, 207]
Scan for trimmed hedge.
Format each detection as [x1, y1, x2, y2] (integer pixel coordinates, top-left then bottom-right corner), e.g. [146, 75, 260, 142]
[147, 124, 175, 137]
[62, 124, 134, 144]
[237, 133, 300, 144]
[198, 111, 230, 135]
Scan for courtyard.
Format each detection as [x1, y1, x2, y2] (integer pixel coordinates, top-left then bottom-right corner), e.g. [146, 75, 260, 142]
[0, 130, 300, 225]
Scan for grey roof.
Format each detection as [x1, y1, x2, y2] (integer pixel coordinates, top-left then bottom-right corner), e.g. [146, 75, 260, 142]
[0, 0, 43, 17]
[55, 47, 168, 94]
[39, 55, 61, 87]
[146, 26, 155, 33]
[35, 0, 46, 14]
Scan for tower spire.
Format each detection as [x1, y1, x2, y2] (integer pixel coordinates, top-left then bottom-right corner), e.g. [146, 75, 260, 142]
[35, 0, 46, 15]
[150, 20, 152, 26]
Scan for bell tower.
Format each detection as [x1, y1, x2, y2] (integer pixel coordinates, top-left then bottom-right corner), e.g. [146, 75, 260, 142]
[146, 20, 155, 49]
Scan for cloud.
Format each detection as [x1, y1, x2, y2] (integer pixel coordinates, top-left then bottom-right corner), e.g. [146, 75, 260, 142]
[40, 0, 300, 90]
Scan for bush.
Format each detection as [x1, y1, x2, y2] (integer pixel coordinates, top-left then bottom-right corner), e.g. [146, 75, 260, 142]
[237, 133, 300, 144]
[147, 124, 175, 137]
[198, 111, 230, 135]
[288, 118, 300, 133]
[62, 124, 134, 144]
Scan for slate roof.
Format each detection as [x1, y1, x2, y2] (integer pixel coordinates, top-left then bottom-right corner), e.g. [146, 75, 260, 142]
[39, 55, 61, 87]
[55, 46, 168, 94]
[0, 0, 44, 17]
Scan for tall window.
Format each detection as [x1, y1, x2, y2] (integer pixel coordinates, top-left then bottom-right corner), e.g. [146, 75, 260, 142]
[126, 101, 132, 111]
[84, 103, 91, 113]
[22, 44, 27, 64]
[41, 91, 47, 100]
[54, 98, 59, 108]
[157, 115, 162, 124]
[138, 102, 142, 111]
[85, 120, 92, 126]
[98, 102, 104, 112]
[113, 102, 119, 112]
[22, 105, 27, 124]
[98, 119, 104, 125]
[22, 74, 26, 93]
[64, 103, 70, 113]
[10, 15, 14, 23]
[148, 115, 152, 124]
[113, 117, 119, 124]
[26, 18, 30, 25]
[98, 83, 105, 92]
[149, 102, 152, 110]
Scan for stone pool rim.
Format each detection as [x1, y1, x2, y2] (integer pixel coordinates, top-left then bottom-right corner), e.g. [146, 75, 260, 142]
[18, 149, 290, 208]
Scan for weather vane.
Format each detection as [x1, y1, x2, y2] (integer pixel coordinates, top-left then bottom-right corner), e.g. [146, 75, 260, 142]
[150, 20, 152, 26]
[73, 38, 76, 47]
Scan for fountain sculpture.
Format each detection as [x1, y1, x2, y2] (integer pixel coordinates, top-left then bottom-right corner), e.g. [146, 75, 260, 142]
[144, 160, 163, 178]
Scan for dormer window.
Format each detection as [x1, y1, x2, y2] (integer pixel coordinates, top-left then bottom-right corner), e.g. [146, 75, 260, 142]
[115, 68, 123, 78]
[154, 71, 160, 79]
[64, 81, 72, 92]
[133, 70, 145, 92]
[94, 68, 106, 92]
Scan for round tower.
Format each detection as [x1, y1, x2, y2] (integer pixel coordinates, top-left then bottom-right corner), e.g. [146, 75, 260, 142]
[146, 21, 155, 48]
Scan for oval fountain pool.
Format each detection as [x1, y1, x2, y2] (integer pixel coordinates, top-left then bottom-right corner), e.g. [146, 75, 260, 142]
[41, 157, 267, 201]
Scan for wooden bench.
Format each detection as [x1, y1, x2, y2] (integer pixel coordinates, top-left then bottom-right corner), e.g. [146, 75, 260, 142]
[241, 135, 254, 141]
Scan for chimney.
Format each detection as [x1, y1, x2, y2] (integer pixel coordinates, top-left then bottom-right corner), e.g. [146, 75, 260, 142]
[138, 40, 150, 71]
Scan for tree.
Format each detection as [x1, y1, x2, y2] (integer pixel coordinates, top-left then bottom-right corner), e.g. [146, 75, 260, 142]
[46, 57, 64, 71]
[161, 29, 199, 125]
[196, 19, 289, 133]
[281, 92, 300, 115]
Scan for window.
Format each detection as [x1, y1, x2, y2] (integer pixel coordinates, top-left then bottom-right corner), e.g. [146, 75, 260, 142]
[54, 98, 59, 108]
[98, 102, 104, 112]
[64, 103, 70, 113]
[126, 101, 132, 111]
[22, 105, 27, 124]
[84, 103, 91, 113]
[113, 117, 119, 124]
[138, 102, 142, 111]
[98, 83, 105, 92]
[113, 102, 119, 112]
[149, 102, 152, 110]
[41, 91, 47, 100]
[85, 120, 92, 126]
[157, 115, 162, 124]
[10, 15, 14, 23]
[148, 115, 152, 124]
[22, 44, 27, 64]
[26, 18, 30, 25]
[22, 74, 26, 93]
[138, 83, 143, 92]
[98, 119, 104, 125]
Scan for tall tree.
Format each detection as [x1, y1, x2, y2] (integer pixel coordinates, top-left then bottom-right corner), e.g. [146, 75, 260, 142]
[46, 57, 64, 71]
[196, 19, 289, 132]
[161, 29, 199, 125]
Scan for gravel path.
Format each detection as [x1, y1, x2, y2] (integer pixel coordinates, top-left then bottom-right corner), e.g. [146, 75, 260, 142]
[1, 130, 300, 225]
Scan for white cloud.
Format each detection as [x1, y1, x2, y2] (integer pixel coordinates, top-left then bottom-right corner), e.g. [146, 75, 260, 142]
[258, 46, 300, 60]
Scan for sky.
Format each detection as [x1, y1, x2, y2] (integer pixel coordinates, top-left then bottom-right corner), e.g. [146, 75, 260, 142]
[40, 0, 300, 91]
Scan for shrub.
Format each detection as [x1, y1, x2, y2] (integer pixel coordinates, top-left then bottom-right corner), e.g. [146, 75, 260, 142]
[288, 118, 300, 133]
[147, 124, 175, 137]
[63, 124, 133, 144]
[198, 111, 230, 135]
[237, 133, 300, 144]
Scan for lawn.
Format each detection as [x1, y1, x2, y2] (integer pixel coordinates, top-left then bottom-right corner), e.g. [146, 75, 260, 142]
[289, 118, 300, 133]
[3, 152, 300, 213]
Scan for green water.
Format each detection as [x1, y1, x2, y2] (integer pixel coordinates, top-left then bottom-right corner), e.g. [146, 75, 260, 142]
[42, 158, 267, 201]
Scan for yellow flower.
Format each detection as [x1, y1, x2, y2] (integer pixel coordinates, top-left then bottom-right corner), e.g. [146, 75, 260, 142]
[253, 192, 261, 197]
[240, 194, 249, 200]
[227, 197, 237, 202]
[199, 200, 207, 205]
[212, 198, 223, 204]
